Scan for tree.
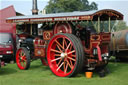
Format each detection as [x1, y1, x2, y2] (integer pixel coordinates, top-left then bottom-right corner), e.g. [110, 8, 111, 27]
[45, 0, 98, 13]
[113, 21, 128, 31]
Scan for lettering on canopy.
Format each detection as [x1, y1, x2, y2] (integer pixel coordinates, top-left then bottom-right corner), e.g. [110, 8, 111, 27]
[12, 16, 91, 23]
[13, 19, 29, 23]
[30, 16, 81, 22]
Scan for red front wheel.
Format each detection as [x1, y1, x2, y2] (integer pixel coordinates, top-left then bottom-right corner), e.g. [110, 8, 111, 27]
[16, 47, 30, 70]
[47, 33, 84, 77]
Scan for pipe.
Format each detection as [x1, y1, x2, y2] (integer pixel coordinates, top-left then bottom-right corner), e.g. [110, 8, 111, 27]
[98, 16, 100, 33]
[108, 17, 111, 32]
[32, 0, 38, 15]
[32, 0, 38, 36]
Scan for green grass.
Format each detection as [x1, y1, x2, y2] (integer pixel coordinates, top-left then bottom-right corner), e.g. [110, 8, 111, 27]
[0, 60, 128, 85]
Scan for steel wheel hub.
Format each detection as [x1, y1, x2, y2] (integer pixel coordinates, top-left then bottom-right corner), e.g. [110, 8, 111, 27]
[60, 53, 67, 58]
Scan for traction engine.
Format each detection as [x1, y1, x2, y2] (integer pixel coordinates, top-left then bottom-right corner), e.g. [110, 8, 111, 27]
[6, 9, 123, 77]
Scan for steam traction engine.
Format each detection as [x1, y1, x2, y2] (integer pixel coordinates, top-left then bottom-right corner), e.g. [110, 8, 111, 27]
[6, 9, 123, 77]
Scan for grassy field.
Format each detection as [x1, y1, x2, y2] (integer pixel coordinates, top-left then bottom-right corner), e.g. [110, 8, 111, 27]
[0, 60, 128, 85]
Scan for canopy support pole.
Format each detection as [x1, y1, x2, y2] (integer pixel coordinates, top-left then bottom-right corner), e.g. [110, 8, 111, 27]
[98, 16, 100, 33]
[91, 20, 97, 32]
[109, 17, 111, 32]
[111, 18, 118, 32]
[31, 24, 32, 35]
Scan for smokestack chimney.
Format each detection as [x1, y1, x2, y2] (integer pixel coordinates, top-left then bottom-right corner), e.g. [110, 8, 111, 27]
[32, 0, 38, 36]
[32, 0, 38, 15]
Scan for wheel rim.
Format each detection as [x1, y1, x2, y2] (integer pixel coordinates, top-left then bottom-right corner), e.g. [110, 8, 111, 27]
[16, 48, 27, 70]
[47, 35, 77, 77]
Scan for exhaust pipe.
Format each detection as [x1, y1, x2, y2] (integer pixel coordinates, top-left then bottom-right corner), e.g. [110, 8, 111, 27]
[32, 0, 38, 36]
[32, 0, 38, 15]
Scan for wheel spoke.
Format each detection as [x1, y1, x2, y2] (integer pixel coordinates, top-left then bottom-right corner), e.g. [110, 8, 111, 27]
[55, 40, 64, 49]
[22, 57, 25, 62]
[63, 62, 65, 72]
[22, 61, 25, 67]
[69, 45, 72, 50]
[64, 38, 67, 47]
[22, 56, 26, 61]
[67, 60, 73, 69]
[67, 50, 75, 55]
[24, 61, 27, 67]
[63, 38, 65, 49]
[64, 62, 68, 73]
[57, 58, 62, 66]
[20, 51, 22, 57]
[54, 54, 61, 56]
[67, 57, 76, 61]
[56, 44, 62, 52]
[22, 59, 26, 62]
[20, 61, 24, 66]
[22, 53, 25, 57]
[70, 55, 76, 57]
[21, 51, 24, 56]
[19, 58, 22, 62]
[66, 42, 71, 50]
[51, 49, 62, 53]
[51, 57, 61, 62]
[70, 60, 73, 68]
[56, 62, 64, 71]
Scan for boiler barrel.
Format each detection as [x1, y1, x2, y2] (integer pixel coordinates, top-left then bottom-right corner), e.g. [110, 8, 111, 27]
[110, 30, 128, 51]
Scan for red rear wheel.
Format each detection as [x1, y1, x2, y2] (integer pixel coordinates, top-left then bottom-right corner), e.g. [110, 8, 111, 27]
[16, 47, 30, 70]
[54, 23, 72, 34]
[47, 33, 84, 77]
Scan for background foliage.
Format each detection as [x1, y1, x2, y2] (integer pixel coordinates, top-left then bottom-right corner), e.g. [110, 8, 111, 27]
[113, 21, 128, 31]
[45, 0, 98, 13]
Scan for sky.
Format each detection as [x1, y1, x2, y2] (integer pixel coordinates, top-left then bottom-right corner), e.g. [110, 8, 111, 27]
[0, 0, 128, 25]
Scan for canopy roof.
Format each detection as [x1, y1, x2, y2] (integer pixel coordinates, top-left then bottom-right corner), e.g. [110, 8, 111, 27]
[6, 9, 123, 24]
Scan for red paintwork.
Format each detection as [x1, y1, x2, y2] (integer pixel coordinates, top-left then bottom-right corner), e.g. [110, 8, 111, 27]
[43, 30, 53, 40]
[100, 33, 110, 54]
[34, 37, 45, 45]
[83, 32, 110, 65]
[34, 38, 46, 57]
